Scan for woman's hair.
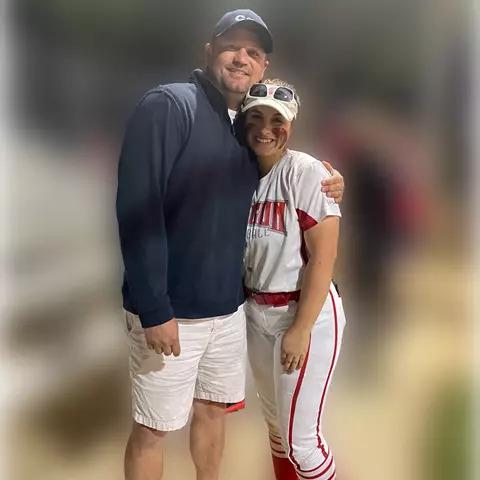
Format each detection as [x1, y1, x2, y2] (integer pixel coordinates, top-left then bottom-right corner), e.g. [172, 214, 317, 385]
[263, 78, 301, 107]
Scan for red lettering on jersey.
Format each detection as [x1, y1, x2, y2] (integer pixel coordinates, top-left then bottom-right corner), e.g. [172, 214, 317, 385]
[248, 201, 287, 234]
[254, 203, 263, 225]
[260, 201, 272, 227]
[271, 202, 286, 233]
[249, 202, 260, 225]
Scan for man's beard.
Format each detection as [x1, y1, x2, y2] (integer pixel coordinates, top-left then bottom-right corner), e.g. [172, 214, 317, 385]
[223, 82, 248, 95]
[206, 67, 251, 97]
[220, 76, 253, 97]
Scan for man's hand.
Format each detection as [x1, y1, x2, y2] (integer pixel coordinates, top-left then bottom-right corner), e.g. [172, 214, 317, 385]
[144, 319, 181, 357]
[321, 161, 344, 204]
[281, 326, 310, 374]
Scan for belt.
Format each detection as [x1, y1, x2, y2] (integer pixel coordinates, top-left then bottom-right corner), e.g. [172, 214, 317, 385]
[244, 288, 301, 307]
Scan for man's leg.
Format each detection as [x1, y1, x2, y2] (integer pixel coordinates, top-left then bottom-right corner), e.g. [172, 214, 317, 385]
[124, 312, 212, 480]
[190, 399, 226, 480]
[124, 422, 167, 480]
[191, 305, 247, 479]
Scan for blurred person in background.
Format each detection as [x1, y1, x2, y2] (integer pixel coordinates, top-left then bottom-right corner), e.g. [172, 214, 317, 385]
[116, 10, 344, 480]
[325, 109, 394, 364]
[319, 103, 432, 376]
[238, 79, 345, 480]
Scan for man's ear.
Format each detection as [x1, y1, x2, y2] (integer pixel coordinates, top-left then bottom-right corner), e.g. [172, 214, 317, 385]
[205, 42, 212, 66]
[262, 57, 270, 77]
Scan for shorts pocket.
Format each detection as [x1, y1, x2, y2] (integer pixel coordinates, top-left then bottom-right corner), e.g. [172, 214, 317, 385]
[125, 310, 134, 333]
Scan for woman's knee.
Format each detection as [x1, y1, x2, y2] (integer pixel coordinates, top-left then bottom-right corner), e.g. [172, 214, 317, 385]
[288, 438, 333, 474]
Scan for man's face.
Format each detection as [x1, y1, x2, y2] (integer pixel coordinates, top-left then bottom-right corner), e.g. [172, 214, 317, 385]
[206, 25, 269, 97]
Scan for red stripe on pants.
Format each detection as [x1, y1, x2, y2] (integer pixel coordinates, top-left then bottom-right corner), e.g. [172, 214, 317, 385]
[288, 338, 312, 470]
[316, 290, 338, 448]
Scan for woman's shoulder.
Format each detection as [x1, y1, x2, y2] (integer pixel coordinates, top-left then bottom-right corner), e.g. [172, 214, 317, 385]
[286, 149, 332, 180]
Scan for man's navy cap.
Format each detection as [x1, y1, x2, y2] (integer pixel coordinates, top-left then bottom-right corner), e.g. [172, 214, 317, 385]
[212, 9, 273, 54]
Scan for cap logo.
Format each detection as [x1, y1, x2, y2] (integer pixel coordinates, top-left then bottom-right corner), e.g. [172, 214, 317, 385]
[235, 14, 255, 22]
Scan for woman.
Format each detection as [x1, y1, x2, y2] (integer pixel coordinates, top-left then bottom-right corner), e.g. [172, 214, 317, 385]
[240, 80, 346, 480]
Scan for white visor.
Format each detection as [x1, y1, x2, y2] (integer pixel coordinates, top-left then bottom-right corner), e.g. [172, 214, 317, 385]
[241, 96, 298, 122]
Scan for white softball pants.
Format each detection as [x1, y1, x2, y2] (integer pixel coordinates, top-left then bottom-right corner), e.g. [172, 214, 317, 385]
[245, 285, 346, 480]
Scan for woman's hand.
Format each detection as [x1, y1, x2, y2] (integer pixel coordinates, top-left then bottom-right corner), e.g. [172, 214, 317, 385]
[281, 326, 310, 374]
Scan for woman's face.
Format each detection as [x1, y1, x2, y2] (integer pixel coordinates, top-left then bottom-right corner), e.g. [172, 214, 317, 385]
[244, 106, 292, 157]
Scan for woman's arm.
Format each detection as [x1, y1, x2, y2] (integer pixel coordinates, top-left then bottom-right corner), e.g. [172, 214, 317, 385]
[281, 216, 339, 373]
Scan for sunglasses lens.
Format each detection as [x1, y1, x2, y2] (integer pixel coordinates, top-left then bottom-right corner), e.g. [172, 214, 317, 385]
[249, 84, 267, 97]
[273, 87, 294, 102]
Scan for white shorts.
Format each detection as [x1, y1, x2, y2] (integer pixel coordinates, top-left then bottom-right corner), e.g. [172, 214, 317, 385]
[125, 304, 246, 431]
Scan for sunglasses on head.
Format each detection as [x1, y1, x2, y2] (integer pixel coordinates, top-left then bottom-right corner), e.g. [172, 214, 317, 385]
[247, 83, 297, 103]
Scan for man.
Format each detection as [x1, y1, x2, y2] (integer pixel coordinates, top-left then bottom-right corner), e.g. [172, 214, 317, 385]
[116, 9, 344, 480]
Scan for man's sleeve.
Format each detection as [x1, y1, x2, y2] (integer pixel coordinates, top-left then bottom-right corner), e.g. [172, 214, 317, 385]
[294, 162, 342, 231]
[116, 91, 186, 328]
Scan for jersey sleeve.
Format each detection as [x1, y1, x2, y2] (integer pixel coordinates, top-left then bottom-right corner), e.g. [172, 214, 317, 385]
[116, 90, 187, 328]
[294, 161, 341, 231]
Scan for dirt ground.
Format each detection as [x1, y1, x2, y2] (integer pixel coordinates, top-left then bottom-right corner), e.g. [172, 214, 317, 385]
[10, 248, 472, 480]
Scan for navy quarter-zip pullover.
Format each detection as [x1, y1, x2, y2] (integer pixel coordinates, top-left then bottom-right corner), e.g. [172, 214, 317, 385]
[116, 69, 259, 328]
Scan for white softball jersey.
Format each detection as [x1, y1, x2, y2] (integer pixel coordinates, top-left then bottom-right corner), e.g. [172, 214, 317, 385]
[244, 149, 341, 293]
